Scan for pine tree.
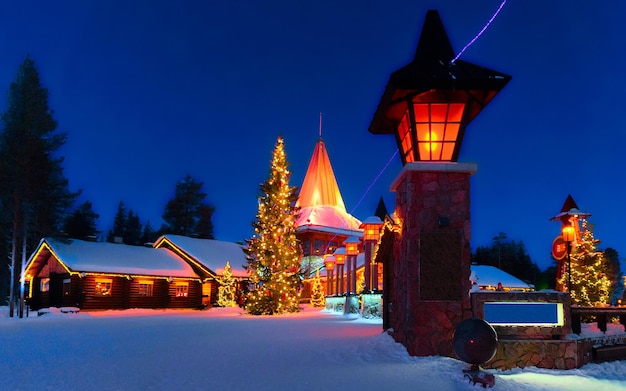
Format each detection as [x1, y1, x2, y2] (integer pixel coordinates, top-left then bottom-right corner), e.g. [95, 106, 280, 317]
[63, 200, 100, 240]
[244, 136, 303, 315]
[107, 201, 127, 243]
[162, 175, 215, 239]
[558, 220, 612, 306]
[217, 261, 237, 307]
[310, 269, 325, 307]
[0, 56, 77, 313]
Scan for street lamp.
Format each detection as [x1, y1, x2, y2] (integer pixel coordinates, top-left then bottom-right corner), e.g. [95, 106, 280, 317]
[324, 257, 335, 296]
[562, 225, 575, 293]
[360, 216, 383, 291]
[344, 236, 360, 294]
[333, 248, 346, 295]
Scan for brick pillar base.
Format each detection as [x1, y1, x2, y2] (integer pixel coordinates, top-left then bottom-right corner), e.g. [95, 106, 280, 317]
[388, 162, 475, 357]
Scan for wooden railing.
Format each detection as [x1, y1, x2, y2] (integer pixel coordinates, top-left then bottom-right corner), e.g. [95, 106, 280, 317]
[571, 306, 626, 334]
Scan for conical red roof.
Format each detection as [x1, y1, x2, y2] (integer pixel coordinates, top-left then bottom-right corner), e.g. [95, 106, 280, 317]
[296, 139, 361, 230]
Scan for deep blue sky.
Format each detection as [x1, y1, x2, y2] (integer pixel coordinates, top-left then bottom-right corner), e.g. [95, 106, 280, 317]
[1, 1, 625, 271]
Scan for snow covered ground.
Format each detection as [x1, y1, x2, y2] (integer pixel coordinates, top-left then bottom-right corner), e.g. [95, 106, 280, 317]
[1, 305, 625, 391]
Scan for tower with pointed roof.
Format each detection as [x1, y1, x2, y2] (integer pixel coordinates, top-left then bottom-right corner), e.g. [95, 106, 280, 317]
[296, 138, 362, 258]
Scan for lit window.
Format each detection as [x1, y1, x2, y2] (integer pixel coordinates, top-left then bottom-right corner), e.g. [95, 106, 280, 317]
[175, 282, 188, 297]
[138, 281, 153, 296]
[40, 278, 50, 292]
[95, 278, 112, 296]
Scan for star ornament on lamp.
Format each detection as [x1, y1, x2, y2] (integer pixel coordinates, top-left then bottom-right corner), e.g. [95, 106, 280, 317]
[369, 10, 511, 164]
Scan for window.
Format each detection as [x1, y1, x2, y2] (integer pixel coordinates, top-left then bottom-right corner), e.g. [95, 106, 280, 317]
[138, 281, 153, 297]
[95, 278, 112, 296]
[175, 282, 188, 297]
[40, 278, 50, 292]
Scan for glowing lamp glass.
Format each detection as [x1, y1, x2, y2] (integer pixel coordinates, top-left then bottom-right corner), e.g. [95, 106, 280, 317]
[334, 253, 345, 265]
[562, 226, 575, 242]
[395, 100, 466, 163]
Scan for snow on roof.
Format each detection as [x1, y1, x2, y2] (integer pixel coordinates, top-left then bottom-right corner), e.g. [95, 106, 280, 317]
[296, 205, 362, 232]
[470, 264, 533, 290]
[42, 238, 197, 278]
[157, 235, 248, 277]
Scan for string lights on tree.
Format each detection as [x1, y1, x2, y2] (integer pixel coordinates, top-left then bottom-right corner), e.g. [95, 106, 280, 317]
[244, 136, 303, 315]
[557, 219, 612, 306]
[217, 261, 237, 307]
[309, 269, 325, 307]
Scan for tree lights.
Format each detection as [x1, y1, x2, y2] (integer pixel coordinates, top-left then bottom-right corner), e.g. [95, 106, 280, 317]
[244, 137, 303, 315]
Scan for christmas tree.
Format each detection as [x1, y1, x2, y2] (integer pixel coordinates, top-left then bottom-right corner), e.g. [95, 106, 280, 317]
[217, 261, 237, 307]
[309, 269, 325, 307]
[558, 220, 612, 306]
[244, 137, 303, 315]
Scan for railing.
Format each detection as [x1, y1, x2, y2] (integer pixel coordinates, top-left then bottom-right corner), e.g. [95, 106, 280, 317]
[570, 306, 626, 334]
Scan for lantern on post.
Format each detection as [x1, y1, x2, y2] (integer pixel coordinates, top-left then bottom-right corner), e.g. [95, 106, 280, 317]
[344, 236, 360, 294]
[562, 225, 575, 293]
[360, 216, 383, 291]
[368, 10, 510, 165]
[333, 247, 346, 295]
[324, 256, 335, 296]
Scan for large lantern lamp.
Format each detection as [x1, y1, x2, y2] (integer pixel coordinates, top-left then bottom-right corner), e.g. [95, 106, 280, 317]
[562, 225, 575, 293]
[360, 216, 383, 242]
[368, 10, 510, 165]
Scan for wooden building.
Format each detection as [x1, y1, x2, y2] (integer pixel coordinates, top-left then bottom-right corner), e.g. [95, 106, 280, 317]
[24, 238, 203, 310]
[24, 235, 250, 311]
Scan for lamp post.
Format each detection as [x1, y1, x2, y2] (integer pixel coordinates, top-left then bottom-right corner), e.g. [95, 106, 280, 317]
[562, 225, 575, 293]
[333, 248, 346, 295]
[324, 257, 335, 296]
[344, 237, 360, 294]
[360, 216, 383, 291]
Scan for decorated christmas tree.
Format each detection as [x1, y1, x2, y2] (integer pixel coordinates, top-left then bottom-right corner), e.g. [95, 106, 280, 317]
[310, 269, 325, 307]
[217, 261, 237, 307]
[244, 137, 303, 315]
[558, 220, 611, 306]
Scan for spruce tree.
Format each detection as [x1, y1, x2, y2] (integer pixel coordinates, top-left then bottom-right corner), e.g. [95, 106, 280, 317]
[558, 220, 612, 306]
[162, 175, 215, 239]
[217, 261, 237, 307]
[0, 56, 77, 313]
[244, 136, 302, 315]
[124, 210, 143, 245]
[63, 201, 100, 240]
[107, 201, 127, 243]
[309, 269, 325, 307]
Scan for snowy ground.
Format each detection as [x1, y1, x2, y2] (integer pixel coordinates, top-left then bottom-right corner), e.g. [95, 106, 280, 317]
[1, 305, 625, 391]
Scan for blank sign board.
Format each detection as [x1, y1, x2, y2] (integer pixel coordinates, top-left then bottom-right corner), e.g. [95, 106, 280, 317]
[484, 302, 564, 326]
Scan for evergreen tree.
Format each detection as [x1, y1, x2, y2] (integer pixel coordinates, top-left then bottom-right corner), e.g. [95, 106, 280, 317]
[141, 221, 157, 244]
[162, 175, 215, 239]
[107, 201, 127, 243]
[217, 261, 237, 307]
[602, 247, 622, 302]
[124, 210, 142, 246]
[244, 136, 303, 315]
[558, 220, 612, 306]
[309, 269, 325, 307]
[472, 232, 540, 286]
[0, 56, 77, 313]
[63, 201, 99, 240]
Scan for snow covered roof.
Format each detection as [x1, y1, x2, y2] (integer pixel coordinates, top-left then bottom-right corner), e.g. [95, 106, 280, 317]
[26, 238, 198, 278]
[295, 139, 362, 231]
[470, 265, 534, 290]
[154, 235, 248, 278]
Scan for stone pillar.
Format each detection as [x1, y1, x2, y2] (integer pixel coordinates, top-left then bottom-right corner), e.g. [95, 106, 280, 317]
[388, 162, 475, 357]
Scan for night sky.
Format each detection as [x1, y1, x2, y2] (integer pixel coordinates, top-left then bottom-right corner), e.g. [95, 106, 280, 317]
[1, 1, 625, 271]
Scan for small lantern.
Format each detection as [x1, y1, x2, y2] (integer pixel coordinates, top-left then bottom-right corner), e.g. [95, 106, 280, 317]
[368, 10, 510, 165]
[324, 256, 335, 271]
[562, 225, 575, 242]
[360, 216, 383, 242]
[334, 247, 346, 265]
[344, 236, 360, 256]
